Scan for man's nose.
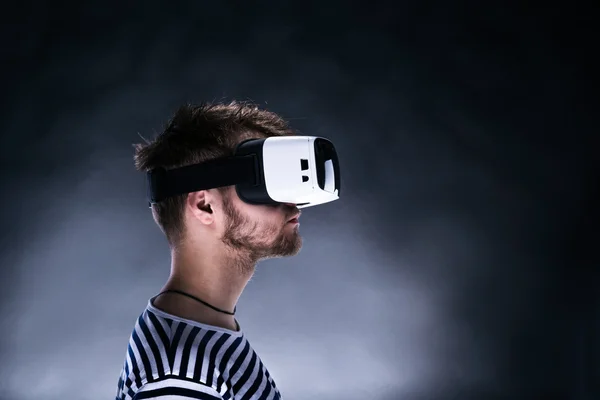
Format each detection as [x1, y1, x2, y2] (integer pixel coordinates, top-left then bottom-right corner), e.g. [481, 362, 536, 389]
[280, 203, 299, 214]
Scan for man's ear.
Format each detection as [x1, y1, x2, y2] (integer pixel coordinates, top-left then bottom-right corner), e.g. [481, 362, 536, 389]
[187, 191, 214, 225]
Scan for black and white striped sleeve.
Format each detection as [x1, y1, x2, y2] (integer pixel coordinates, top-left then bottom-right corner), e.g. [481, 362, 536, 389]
[132, 377, 223, 399]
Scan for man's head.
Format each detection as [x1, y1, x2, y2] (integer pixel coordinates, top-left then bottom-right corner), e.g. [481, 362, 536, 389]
[134, 101, 303, 261]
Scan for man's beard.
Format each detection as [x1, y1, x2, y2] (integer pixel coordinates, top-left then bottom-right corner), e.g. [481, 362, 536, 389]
[220, 193, 302, 267]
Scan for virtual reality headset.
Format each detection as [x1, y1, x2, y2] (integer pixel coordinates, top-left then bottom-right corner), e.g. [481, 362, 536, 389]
[147, 136, 340, 209]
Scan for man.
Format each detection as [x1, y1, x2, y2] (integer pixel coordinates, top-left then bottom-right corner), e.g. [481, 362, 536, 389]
[115, 101, 324, 400]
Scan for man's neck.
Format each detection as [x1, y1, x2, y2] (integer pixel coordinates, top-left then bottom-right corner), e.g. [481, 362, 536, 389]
[154, 241, 256, 331]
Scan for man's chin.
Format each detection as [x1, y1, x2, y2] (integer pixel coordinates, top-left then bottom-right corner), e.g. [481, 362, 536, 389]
[284, 238, 303, 257]
[263, 238, 303, 259]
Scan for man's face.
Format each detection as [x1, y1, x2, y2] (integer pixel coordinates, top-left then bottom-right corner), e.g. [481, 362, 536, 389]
[219, 187, 303, 261]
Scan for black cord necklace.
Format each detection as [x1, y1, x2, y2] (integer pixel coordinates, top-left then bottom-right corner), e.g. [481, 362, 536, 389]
[157, 289, 236, 315]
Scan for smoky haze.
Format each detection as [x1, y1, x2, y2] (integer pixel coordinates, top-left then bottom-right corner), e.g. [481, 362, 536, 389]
[0, 2, 597, 400]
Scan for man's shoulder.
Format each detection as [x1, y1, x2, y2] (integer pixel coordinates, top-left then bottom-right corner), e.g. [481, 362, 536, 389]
[119, 309, 281, 400]
[134, 307, 248, 368]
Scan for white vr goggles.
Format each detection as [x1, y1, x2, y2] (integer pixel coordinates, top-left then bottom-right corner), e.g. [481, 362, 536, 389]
[147, 136, 340, 208]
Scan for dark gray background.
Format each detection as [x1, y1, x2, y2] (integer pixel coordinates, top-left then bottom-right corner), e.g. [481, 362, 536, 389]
[0, 2, 597, 399]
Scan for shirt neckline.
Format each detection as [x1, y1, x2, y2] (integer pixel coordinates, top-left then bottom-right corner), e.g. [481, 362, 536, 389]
[147, 295, 243, 337]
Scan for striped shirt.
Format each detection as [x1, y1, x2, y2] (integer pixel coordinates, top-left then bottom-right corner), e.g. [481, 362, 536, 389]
[115, 296, 282, 400]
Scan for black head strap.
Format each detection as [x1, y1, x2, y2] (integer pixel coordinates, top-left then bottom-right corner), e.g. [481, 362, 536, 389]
[147, 154, 258, 205]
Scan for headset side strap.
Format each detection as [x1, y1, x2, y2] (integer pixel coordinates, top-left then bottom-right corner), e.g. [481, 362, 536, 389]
[147, 155, 257, 204]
